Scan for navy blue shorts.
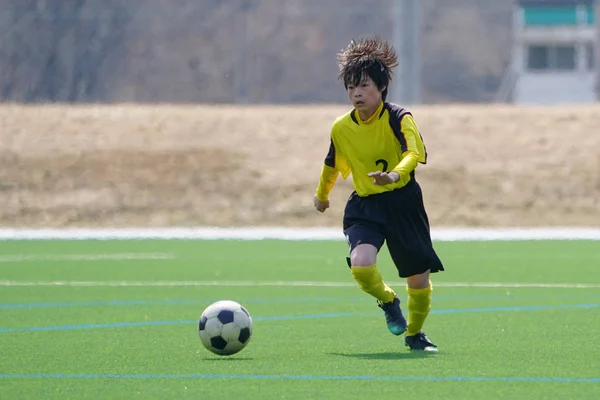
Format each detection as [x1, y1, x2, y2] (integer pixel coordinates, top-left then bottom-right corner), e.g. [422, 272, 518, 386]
[342, 180, 444, 278]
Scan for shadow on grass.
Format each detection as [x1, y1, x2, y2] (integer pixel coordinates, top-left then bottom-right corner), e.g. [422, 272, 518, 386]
[201, 357, 255, 361]
[329, 351, 437, 360]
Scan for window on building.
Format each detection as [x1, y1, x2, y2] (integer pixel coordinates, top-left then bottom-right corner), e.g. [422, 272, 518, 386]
[555, 46, 576, 70]
[586, 43, 595, 70]
[527, 44, 576, 71]
[528, 45, 549, 70]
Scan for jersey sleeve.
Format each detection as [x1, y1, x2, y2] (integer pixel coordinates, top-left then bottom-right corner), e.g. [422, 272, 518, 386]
[315, 163, 338, 202]
[315, 126, 350, 201]
[391, 114, 426, 177]
[325, 127, 351, 180]
[397, 114, 426, 164]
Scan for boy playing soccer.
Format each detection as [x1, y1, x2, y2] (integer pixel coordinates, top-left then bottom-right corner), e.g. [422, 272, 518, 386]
[313, 36, 444, 351]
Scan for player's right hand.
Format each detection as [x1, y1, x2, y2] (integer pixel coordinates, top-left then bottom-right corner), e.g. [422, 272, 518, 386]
[313, 195, 330, 213]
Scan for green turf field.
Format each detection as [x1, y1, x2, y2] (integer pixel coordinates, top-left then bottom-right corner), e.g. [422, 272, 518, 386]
[1, 238, 599, 399]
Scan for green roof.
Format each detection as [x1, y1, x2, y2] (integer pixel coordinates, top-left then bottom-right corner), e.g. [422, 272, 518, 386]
[523, 4, 595, 25]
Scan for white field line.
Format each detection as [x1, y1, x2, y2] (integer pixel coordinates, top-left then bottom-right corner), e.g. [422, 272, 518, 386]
[0, 227, 599, 241]
[451, 253, 600, 260]
[0, 253, 174, 263]
[1, 280, 599, 289]
[1, 252, 597, 262]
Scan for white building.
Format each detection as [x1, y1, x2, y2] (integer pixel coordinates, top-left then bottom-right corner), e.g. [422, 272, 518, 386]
[497, 0, 597, 104]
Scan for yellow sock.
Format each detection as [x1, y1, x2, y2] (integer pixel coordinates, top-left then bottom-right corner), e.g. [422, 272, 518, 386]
[406, 282, 432, 336]
[350, 265, 396, 303]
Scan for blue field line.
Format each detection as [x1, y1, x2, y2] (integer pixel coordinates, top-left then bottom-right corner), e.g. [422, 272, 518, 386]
[2, 294, 600, 310]
[0, 320, 198, 333]
[432, 303, 600, 314]
[0, 373, 598, 383]
[0, 297, 366, 310]
[0, 303, 598, 334]
[0, 299, 200, 309]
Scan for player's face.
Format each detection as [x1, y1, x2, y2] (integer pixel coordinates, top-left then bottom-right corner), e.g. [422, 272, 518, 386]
[347, 76, 384, 117]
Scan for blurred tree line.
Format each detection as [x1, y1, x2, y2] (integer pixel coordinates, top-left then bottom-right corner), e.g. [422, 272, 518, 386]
[0, 0, 513, 103]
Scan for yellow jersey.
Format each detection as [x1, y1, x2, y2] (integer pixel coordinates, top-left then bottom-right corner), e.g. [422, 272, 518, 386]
[316, 101, 427, 200]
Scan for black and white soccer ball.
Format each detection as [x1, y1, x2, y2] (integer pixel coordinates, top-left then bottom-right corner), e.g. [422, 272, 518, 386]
[198, 300, 253, 356]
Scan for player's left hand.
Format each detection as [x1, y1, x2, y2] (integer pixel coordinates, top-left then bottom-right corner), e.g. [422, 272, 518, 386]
[368, 171, 399, 185]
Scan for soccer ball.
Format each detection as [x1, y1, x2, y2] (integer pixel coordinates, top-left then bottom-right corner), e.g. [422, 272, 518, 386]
[198, 300, 253, 356]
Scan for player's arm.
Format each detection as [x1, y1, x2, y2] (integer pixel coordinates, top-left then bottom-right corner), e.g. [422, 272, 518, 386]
[315, 140, 340, 202]
[390, 115, 421, 180]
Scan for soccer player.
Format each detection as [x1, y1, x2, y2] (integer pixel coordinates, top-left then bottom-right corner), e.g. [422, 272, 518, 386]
[313, 37, 444, 352]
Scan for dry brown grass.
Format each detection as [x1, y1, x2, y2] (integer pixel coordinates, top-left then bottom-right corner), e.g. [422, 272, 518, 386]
[1, 103, 599, 227]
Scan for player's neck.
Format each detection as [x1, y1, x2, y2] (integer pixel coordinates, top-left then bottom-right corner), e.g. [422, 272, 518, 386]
[358, 109, 376, 121]
[357, 101, 383, 122]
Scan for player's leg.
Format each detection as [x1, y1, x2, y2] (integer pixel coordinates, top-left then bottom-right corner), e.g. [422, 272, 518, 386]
[343, 193, 407, 336]
[386, 242, 438, 350]
[346, 236, 396, 303]
[382, 181, 443, 350]
[345, 229, 407, 336]
[348, 242, 395, 303]
[406, 270, 432, 337]
[404, 270, 437, 351]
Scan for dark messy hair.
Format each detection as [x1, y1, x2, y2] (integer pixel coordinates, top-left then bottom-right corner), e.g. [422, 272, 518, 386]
[337, 36, 398, 101]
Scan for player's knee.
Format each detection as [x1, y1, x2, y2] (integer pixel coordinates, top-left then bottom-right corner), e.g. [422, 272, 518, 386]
[350, 245, 377, 266]
[406, 270, 431, 289]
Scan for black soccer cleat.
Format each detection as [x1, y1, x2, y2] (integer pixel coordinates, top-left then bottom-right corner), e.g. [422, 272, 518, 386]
[405, 331, 438, 352]
[377, 297, 407, 336]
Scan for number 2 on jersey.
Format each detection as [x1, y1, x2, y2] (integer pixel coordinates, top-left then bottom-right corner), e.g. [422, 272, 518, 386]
[375, 159, 389, 173]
